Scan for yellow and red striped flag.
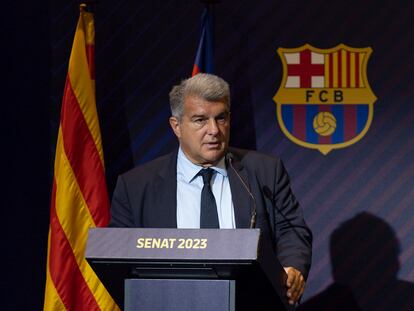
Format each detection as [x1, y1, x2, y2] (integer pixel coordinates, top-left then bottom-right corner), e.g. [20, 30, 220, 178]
[44, 5, 119, 311]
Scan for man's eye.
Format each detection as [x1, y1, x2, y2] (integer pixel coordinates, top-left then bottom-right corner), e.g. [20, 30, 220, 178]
[194, 118, 206, 124]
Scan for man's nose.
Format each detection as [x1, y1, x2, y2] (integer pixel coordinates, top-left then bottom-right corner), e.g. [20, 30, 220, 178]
[206, 119, 219, 135]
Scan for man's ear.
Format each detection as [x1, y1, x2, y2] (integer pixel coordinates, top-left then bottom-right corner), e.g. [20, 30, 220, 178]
[169, 116, 181, 138]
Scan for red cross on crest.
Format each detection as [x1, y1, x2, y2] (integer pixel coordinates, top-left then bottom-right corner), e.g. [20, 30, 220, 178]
[287, 50, 324, 88]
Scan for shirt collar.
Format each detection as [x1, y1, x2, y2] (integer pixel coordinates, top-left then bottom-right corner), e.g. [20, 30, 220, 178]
[177, 147, 228, 183]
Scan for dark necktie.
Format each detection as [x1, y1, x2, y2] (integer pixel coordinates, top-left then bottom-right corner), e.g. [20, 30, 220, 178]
[199, 168, 220, 228]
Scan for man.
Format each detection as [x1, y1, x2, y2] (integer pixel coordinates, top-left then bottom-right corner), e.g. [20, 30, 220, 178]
[109, 73, 312, 306]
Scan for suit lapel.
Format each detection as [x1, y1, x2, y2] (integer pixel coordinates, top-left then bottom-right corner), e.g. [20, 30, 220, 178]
[227, 153, 252, 228]
[148, 149, 252, 229]
[151, 150, 178, 228]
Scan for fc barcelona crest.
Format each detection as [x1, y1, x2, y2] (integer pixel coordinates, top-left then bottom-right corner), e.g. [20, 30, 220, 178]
[273, 44, 377, 155]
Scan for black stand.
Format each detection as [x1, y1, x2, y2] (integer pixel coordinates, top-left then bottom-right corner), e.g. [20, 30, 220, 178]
[86, 228, 292, 311]
[125, 279, 235, 311]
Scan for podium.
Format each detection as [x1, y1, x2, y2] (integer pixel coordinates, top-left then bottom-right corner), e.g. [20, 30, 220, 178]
[86, 228, 293, 311]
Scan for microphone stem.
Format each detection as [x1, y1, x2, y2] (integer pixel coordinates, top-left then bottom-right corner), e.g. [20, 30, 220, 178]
[227, 153, 257, 228]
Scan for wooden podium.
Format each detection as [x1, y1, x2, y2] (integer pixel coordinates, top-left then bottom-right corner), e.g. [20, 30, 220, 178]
[85, 228, 292, 311]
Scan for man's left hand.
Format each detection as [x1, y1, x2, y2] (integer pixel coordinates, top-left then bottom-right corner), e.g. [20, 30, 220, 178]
[283, 266, 305, 305]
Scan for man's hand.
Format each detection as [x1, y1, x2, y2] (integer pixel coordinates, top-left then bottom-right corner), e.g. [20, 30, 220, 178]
[284, 266, 305, 305]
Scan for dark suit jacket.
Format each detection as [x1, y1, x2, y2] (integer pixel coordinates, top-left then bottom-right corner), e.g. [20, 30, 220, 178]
[109, 147, 312, 277]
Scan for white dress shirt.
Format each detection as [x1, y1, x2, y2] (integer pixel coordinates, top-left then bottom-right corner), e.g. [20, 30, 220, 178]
[176, 148, 235, 229]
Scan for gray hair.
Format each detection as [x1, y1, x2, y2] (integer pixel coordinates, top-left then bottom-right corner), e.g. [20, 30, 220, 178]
[169, 73, 231, 119]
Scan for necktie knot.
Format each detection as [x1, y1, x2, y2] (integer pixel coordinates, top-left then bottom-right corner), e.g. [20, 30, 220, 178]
[199, 168, 214, 185]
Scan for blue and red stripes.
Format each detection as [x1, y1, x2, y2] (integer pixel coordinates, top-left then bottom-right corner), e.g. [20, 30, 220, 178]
[192, 6, 214, 76]
[282, 104, 369, 144]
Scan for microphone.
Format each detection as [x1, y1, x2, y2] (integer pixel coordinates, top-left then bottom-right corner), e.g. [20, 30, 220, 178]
[226, 152, 257, 228]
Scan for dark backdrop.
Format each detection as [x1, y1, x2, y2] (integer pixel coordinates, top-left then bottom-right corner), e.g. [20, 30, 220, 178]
[5, 0, 414, 309]
[3, 1, 51, 310]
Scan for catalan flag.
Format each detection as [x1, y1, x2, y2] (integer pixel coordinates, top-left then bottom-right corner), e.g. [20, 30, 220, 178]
[192, 5, 214, 76]
[44, 5, 119, 311]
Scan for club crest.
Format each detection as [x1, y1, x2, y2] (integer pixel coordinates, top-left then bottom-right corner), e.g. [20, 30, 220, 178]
[273, 44, 377, 155]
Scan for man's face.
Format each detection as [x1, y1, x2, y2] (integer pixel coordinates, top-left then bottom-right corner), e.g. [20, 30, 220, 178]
[169, 96, 230, 167]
